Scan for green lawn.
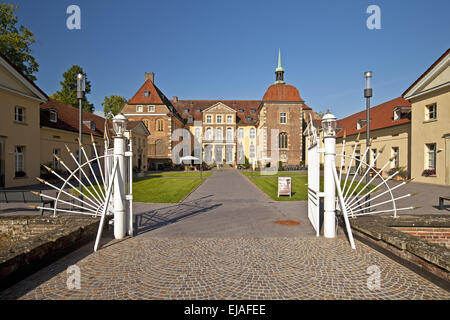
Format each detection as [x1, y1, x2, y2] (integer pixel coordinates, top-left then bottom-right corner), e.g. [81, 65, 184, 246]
[144, 171, 214, 178]
[76, 172, 210, 203]
[247, 175, 374, 201]
[132, 178, 203, 203]
[240, 171, 306, 177]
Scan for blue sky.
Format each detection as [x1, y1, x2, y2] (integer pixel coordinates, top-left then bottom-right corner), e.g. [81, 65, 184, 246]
[9, 0, 450, 119]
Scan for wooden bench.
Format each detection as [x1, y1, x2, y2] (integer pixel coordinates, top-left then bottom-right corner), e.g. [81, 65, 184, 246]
[0, 190, 54, 215]
[439, 196, 450, 210]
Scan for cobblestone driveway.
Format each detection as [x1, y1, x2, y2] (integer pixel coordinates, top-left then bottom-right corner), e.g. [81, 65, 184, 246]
[1, 170, 449, 299]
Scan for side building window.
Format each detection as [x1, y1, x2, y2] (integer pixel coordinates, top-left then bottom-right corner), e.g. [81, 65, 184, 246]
[391, 147, 399, 168]
[280, 112, 287, 124]
[279, 132, 288, 149]
[14, 106, 25, 123]
[426, 103, 437, 120]
[426, 143, 436, 170]
[15, 146, 25, 177]
[156, 119, 164, 132]
[249, 128, 256, 139]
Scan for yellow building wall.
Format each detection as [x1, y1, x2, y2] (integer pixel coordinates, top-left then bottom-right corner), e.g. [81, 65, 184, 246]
[336, 124, 410, 177]
[40, 127, 105, 175]
[410, 88, 450, 185]
[0, 90, 41, 188]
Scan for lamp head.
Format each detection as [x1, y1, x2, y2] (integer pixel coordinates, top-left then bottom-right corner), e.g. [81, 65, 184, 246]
[76, 73, 86, 99]
[321, 111, 337, 137]
[112, 113, 127, 137]
[364, 71, 373, 97]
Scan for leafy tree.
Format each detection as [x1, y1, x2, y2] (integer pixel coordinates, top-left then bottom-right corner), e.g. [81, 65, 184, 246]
[102, 95, 127, 118]
[50, 65, 94, 112]
[0, 3, 39, 81]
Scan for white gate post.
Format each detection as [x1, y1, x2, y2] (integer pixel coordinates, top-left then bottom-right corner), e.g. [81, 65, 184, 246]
[112, 114, 128, 239]
[322, 112, 337, 238]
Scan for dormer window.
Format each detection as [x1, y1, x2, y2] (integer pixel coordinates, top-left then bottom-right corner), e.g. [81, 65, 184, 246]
[239, 109, 244, 113]
[356, 119, 367, 130]
[184, 108, 189, 113]
[50, 109, 58, 123]
[393, 106, 411, 121]
[246, 116, 252, 122]
[83, 120, 95, 131]
[188, 115, 193, 122]
[144, 91, 150, 97]
[251, 108, 256, 114]
[196, 108, 201, 113]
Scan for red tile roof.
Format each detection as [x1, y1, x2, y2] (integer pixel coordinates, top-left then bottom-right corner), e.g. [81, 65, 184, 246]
[402, 48, 450, 98]
[262, 84, 303, 102]
[128, 79, 165, 105]
[336, 97, 411, 138]
[173, 100, 262, 126]
[40, 99, 108, 137]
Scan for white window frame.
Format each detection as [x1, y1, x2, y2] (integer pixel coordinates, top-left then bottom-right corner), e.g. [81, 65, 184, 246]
[136, 105, 143, 112]
[391, 147, 399, 168]
[50, 110, 58, 123]
[216, 115, 222, 124]
[280, 112, 287, 124]
[371, 149, 377, 167]
[250, 128, 256, 139]
[227, 115, 233, 123]
[15, 146, 25, 174]
[426, 143, 436, 170]
[53, 148, 60, 169]
[14, 106, 25, 123]
[205, 128, 212, 140]
[426, 103, 437, 120]
[238, 128, 244, 139]
[226, 127, 233, 141]
[148, 105, 155, 112]
[216, 127, 223, 140]
[206, 115, 212, 123]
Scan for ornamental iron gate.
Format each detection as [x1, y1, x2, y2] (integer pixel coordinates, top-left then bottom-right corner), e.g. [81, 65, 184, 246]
[33, 123, 133, 252]
[306, 114, 415, 249]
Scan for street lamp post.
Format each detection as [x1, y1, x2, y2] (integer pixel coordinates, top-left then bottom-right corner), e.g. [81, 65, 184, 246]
[322, 111, 337, 238]
[364, 71, 373, 210]
[76, 73, 85, 203]
[112, 114, 128, 239]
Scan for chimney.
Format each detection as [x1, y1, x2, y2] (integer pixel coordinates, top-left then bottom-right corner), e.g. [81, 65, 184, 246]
[145, 72, 155, 83]
[173, 96, 178, 103]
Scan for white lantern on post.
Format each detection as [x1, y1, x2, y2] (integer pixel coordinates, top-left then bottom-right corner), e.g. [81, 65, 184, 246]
[321, 111, 337, 137]
[113, 114, 127, 137]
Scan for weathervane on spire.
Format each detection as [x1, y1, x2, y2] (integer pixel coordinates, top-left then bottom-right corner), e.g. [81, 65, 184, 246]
[275, 49, 285, 84]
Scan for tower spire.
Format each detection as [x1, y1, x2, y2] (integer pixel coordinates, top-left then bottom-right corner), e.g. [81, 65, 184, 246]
[275, 49, 285, 84]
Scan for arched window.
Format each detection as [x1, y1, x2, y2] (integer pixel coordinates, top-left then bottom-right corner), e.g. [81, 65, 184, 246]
[205, 128, 212, 140]
[155, 139, 165, 156]
[226, 128, 233, 141]
[216, 127, 223, 140]
[279, 132, 288, 149]
[238, 128, 244, 139]
[156, 119, 164, 132]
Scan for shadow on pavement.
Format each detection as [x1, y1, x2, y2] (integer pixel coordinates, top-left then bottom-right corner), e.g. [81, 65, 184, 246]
[134, 195, 221, 235]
